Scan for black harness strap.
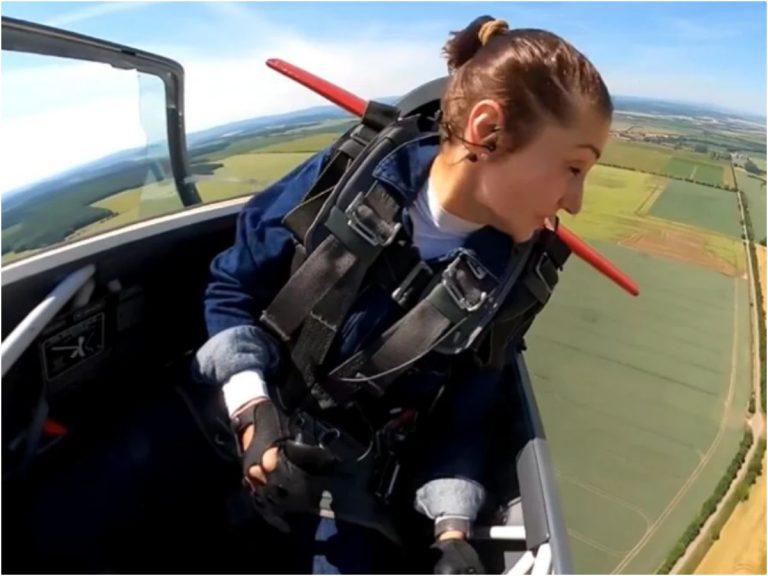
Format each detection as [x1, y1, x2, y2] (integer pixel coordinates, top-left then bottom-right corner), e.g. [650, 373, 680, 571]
[474, 228, 571, 369]
[260, 184, 402, 343]
[324, 252, 498, 404]
[282, 121, 387, 273]
[284, 189, 334, 256]
[288, 256, 372, 403]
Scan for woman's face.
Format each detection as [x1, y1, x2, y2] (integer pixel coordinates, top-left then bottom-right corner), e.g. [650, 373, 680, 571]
[471, 104, 611, 243]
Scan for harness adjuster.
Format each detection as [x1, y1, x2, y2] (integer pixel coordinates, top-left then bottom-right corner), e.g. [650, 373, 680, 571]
[441, 250, 491, 312]
[391, 260, 433, 307]
[531, 252, 556, 302]
[345, 192, 402, 247]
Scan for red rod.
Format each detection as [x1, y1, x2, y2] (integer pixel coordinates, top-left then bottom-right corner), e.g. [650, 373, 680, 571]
[266, 58, 639, 297]
[266, 59, 367, 117]
[556, 224, 639, 296]
[43, 419, 67, 437]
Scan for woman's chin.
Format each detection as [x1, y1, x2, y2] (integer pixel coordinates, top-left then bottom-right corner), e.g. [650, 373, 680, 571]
[509, 227, 537, 244]
[492, 218, 540, 243]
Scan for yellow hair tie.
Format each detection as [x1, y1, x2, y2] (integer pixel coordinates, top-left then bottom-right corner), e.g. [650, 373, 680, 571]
[478, 19, 509, 46]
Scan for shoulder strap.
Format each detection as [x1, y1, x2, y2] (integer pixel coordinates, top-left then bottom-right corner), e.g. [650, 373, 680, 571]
[258, 113, 430, 406]
[473, 227, 571, 370]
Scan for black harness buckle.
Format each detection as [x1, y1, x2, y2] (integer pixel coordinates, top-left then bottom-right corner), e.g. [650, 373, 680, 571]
[345, 192, 402, 247]
[441, 250, 491, 312]
[392, 260, 433, 307]
[534, 253, 554, 299]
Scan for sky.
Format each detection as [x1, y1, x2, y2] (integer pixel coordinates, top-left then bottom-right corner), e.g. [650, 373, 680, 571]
[1, 1, 766, 193]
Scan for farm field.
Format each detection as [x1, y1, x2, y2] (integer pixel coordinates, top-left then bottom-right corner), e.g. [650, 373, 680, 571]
[195, 152, 315, 203]
[63, 135, 337, 243]
[529, 154, 753, 573]
[599, 139, 732, 188]
[735, 168, 767, 243]
[749, 156, 767, 172]
[690, 247, 766, 575]
[526, 242, 752, 574]
[67, 179, 184, 240]
[692, 449, 765, 574]
[649, 180, 741, 238]
[559, 165, 745, 277]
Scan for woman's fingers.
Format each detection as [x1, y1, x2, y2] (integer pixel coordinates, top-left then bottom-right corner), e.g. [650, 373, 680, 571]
[247, 446, 280, 485]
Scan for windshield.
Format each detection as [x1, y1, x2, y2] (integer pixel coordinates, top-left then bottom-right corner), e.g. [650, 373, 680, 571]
[1, 51, 181, 263]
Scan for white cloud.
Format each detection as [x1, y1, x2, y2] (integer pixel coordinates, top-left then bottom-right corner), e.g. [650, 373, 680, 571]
[1, 31, 445, 193]
[180, 38, 445, 133]
[1, 94, 149, 193]
[43, 2, 151, 28]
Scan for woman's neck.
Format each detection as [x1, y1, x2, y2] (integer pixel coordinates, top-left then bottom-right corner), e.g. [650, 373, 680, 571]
[429, 149, 488, 226]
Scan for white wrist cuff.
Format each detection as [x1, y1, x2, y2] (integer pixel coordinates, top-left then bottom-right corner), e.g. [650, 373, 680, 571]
[222, 370, 270, 417]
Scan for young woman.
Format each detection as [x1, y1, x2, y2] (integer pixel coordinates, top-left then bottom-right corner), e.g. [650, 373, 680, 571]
[194, 15, 612, 574]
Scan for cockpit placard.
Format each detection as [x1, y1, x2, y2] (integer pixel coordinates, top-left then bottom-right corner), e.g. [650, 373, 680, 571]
[40, 301, 106, 381]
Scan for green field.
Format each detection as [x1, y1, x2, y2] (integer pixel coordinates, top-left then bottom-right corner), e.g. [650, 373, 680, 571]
[649, 180, 742, 238]
[560, 165, 744, 275]
[735, 168, 767, 243]
[192, 131, 343, 203]
[196, 152, 315, 203]
[526, 242, 752, 574]
[253, 132, 342, 153]
[600, 139, 732, 188]
[601, 140, 672, 174]
[664, 158, 697, 179]
[750, 156, 767, 171]
[49, 135, 336, 245]
[692, 164, 725, 187]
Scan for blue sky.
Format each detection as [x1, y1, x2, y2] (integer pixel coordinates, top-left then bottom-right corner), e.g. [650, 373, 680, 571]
[1, 2, 765, 192]
[4, 1, 766, 114]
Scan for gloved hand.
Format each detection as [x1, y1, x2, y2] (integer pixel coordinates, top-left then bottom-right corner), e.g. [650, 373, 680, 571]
[430, 538, 486, 574]
[232, 398, 284, 485]
[232, 400, 340, 532]
[231, 399, 294, 531]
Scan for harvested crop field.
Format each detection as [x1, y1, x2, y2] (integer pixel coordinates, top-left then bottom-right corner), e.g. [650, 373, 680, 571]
[619, 228, 739, 276]
[693, 459, 766, 575]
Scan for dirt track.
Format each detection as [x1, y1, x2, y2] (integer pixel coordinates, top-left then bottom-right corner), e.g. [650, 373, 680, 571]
[693, 246, 767, 574]
[671, 193, 765, 574]
[759, 246, 766, 310]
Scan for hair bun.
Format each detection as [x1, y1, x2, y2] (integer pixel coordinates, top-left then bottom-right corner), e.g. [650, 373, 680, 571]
[478, 19, 509, 46]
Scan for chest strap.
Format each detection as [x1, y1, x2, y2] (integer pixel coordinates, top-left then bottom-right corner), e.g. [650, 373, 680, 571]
[323, 249, 500, 405]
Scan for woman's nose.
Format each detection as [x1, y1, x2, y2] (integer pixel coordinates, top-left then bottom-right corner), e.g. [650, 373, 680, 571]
[561, 185, 584, 215]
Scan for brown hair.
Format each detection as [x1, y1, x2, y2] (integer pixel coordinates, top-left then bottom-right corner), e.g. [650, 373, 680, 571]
[440, 15, 613, 151]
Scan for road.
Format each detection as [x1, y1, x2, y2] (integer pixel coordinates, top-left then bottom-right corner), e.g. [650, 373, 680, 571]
[669, 183, 765, 574]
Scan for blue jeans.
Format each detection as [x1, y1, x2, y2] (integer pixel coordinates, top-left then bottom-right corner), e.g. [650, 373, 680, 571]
[279, 514, 409, 574]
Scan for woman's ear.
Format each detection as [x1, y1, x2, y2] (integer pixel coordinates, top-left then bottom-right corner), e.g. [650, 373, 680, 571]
[465, 99, 504, 148]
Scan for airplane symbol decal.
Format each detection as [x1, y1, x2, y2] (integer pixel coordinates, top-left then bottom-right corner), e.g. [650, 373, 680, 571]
[51, 335, 87, 359]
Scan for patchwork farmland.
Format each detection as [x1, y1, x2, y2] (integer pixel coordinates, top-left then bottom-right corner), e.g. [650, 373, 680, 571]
[735, 167, 767, 242]
[527, 134, 756, 572]
[649, 180, 741, 238]
[600, 139, 735, 190]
